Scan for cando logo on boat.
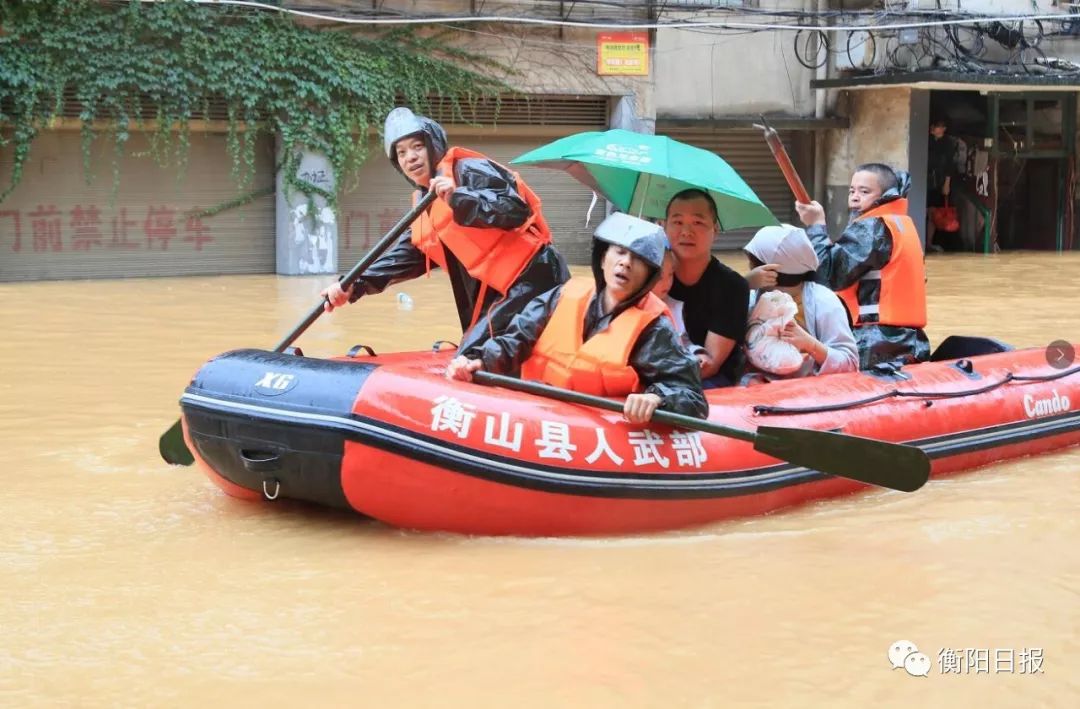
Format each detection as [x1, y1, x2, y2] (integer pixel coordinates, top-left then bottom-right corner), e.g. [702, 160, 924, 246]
[1022, 389, 1071, 419]
[254, 372, 298, 396]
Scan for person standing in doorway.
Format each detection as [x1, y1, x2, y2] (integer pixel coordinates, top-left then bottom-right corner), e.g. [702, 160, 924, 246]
[926, 116, 957, 253]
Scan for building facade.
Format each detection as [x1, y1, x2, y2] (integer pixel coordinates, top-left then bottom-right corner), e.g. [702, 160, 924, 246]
[3, 0, 1078, 282]
[0, 0, 653, 281]
[653, 0, 1080, 252]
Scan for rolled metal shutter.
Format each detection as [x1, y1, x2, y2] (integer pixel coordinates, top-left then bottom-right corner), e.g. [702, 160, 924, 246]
[470, 137, 598, 265]
[663, 127, 799, 250]
[338, 138, 601, 270]
[0, 129, 274, 281]
[334, 140, 413, 267]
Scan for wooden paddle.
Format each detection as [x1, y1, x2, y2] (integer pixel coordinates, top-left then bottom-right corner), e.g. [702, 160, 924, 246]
[158, 189, 438, 466]
[472, 371, 931, 493]
[755, 115, 812, 204]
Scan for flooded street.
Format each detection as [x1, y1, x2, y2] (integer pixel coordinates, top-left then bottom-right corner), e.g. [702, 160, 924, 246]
[2, 252, 1079, 706]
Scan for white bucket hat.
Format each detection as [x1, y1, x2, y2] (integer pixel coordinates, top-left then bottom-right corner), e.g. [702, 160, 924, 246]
[744, 224, 819, 275]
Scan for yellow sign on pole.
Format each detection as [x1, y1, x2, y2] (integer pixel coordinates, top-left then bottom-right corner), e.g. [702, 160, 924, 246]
[597, 32, 649, 76]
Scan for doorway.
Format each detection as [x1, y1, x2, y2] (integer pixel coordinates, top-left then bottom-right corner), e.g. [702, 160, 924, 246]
[927, 90, 1076, 252]
[996, 157, 1062, 250]
[927, 90, 991, 252]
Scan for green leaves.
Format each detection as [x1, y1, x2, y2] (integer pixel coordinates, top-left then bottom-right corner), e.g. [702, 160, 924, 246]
[0, 0, 507, 209]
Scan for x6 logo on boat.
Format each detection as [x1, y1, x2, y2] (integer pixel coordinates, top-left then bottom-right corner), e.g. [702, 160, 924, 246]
[255, 372, 298, 396]
[1023, 389, 1071, 419]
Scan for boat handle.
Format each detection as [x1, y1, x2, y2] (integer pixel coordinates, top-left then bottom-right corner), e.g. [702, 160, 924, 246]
[262, 478, 281, 501]
[239, 448, 282, 474]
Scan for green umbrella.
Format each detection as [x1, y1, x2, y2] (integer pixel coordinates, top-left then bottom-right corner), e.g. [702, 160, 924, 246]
[511, 129, 779, 229]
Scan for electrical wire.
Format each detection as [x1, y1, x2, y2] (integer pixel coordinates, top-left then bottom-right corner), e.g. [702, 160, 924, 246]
[128, 1, 1080, 35]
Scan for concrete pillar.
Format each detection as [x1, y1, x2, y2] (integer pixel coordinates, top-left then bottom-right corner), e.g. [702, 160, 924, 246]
[908, 89, 931, 247]
[610, 95, 654, 135]
[275, 142, 338, 275]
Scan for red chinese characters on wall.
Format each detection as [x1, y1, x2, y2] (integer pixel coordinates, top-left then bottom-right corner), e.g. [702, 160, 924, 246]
[144, 206, 178, 250]
[184, 213, 212, 250]
[70, 205, 103, 251]
[110, 208, 141, 250]
[341, 208, 401, 251]
[30, 204, 63, 252]
[0, 210, 22, 252]
[0, 205, 216, 253]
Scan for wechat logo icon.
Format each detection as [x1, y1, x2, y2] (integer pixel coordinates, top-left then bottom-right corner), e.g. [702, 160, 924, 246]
[888, 640, 931, 677]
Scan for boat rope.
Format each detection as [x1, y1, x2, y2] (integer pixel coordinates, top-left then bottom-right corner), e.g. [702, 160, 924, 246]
[753, 364, 1080, 416]
[1011, 366, 1080, 383]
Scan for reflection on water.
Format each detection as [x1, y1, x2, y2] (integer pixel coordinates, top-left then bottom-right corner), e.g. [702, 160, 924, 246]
[1, 253, 1079, 705]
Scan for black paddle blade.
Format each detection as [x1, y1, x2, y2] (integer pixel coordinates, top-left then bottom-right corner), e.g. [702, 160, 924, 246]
[753, 426, 930, 493]
[159, 418, 195, 466]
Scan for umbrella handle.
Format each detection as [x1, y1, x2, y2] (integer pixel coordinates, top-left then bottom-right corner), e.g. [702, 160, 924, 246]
[637, 172, 651, 219]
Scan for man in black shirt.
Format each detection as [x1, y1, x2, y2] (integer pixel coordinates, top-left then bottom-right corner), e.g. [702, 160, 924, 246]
[664, 189, 750, 387]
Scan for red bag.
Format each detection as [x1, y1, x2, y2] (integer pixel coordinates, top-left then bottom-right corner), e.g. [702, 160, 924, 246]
[929, 198, 960, 232]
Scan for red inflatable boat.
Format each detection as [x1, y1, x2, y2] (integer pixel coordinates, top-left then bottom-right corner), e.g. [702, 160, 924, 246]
[178, 337, 1080, 535]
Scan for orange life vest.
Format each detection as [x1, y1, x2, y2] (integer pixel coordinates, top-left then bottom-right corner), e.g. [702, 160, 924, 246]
[837, 199, 928, 329]
[410, 147, 552, 297]
[520, 277, 671, 397]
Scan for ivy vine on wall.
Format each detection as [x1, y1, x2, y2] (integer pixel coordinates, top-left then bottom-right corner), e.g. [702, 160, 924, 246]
[0, 0, 508, 207]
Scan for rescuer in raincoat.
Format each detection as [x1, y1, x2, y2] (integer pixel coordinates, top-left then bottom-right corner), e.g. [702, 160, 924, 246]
[321, 107, 569, 353]
[446, 212, 708, 424]
[795, 164, 930, 369]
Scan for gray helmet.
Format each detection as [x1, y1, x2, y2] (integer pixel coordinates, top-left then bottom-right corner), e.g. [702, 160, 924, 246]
[383, 107, 448, 184]
[593, 212, 667, 270]
[591, 212, 669, 301]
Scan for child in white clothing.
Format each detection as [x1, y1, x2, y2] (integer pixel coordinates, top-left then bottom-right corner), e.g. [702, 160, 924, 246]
[651, 248, 706, 359]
